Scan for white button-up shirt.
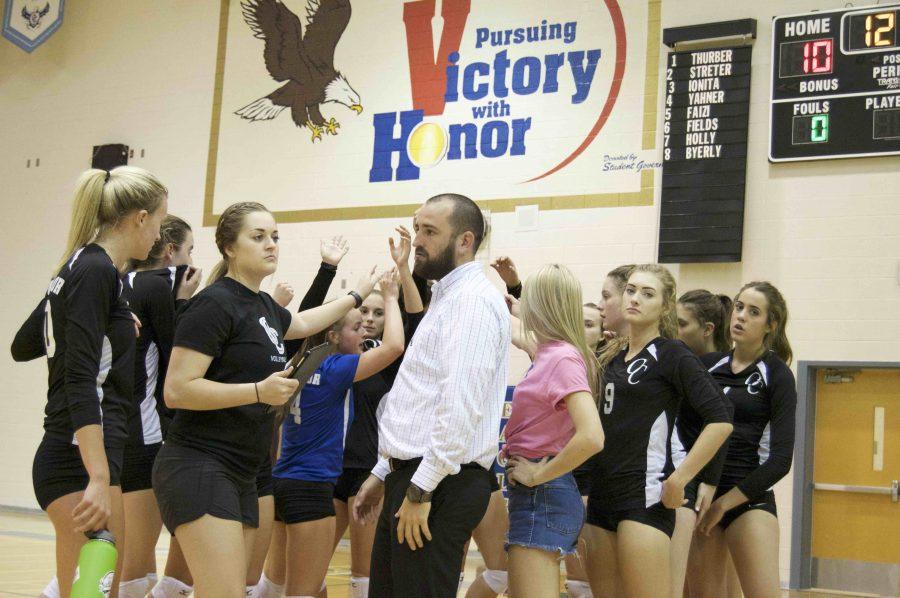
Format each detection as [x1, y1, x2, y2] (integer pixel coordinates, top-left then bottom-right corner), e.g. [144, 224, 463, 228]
[372, 261, 510, 491]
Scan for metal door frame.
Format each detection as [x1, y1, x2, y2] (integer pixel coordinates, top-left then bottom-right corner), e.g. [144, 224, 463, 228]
[790, 360, 900, 589]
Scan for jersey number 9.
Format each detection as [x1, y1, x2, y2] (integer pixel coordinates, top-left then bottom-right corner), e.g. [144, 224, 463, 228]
[603, 383, 615, 414]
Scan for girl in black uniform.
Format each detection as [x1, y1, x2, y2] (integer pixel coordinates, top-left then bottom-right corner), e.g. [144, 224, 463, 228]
[153, 202, 379, 598]
[670, 290, 734, 598]
[696, 282, 796, 598]
[118, 215, 201, 598]
[583, 264, 732, 598]
[13, 166, 168, 598]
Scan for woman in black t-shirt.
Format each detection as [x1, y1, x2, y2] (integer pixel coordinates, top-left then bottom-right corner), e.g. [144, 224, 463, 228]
[119, 215, 201, 598]
[582, 264, 733, 598]
[153, 202, 378, 598]
[695, 282, 796, 598]
[12, 166, 168, 598]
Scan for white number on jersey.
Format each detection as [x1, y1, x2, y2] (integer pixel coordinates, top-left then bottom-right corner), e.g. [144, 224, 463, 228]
[603, 382, 615, 414]
[43, 301, 56, 359]
[289, 393, 302, 425]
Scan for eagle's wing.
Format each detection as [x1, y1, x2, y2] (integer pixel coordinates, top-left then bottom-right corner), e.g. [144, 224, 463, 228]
[40, 3, 50, 17]
[302, 0, 351, 72]
[21, 6, 28, 19]
[240, 0, 307, 82]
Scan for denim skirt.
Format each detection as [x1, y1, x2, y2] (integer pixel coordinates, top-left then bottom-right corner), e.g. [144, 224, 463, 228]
[506, 471, 584, 556]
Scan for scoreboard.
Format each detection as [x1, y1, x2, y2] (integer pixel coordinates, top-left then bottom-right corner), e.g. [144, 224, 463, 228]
[770, 4, 900, 161]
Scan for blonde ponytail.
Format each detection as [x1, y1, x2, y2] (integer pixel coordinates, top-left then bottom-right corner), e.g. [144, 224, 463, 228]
[58, 169, 107, 271]
[57, 166, 167, 272]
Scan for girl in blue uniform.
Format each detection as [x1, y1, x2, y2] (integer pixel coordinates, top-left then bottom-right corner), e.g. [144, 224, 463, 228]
[273, 269, 405, 597]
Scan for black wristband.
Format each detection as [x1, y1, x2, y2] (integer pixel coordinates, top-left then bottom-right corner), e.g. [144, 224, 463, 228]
[348, 290, 363, 308]
[320, 261, 338, 272]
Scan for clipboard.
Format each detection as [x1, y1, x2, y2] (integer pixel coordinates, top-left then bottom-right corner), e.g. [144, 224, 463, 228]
[286, 341, 337, 403]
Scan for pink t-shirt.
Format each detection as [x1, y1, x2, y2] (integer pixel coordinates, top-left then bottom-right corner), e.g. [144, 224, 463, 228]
[504, 341, 592, 459]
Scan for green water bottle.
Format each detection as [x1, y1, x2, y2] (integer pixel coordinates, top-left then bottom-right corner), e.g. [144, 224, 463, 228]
[71, 530, 117, 597]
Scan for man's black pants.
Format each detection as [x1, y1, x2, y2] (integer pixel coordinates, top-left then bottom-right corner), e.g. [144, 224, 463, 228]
[369, 462, 491, 597]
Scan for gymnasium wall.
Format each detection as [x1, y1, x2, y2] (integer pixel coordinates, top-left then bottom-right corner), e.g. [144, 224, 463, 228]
[1, 0, 898, 586]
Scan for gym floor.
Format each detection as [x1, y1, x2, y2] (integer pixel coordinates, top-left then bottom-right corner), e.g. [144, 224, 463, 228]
[0, 511, 863, 597]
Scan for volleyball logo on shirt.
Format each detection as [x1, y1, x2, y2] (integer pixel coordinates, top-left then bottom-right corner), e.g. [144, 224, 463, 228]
[258, 316, 285, 355]
[745, 372, 764, 395]
[626, 359, 649, 385]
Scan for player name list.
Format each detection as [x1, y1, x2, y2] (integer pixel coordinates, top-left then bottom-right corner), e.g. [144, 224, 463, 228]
[662, 46, 751, 165]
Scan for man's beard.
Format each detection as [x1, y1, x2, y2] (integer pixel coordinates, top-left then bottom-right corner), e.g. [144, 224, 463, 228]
[413, 241, 456, 281]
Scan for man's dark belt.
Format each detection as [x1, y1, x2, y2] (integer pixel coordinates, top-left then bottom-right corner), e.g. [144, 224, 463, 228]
[388, 457, 486, 473]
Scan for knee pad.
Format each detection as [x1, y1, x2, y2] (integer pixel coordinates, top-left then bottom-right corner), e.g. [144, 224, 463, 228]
[349, 576, 369, 598]
[119, 577, 152, 598]
[150, 575, 193, 597]
[482, 569, 509, 594]
[40, 577, 60, 598]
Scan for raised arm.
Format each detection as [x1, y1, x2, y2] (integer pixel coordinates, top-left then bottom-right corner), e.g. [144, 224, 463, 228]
[390, 226, 424, 314]
[354, 270, 404, 382]
[285, 267, 379, 341]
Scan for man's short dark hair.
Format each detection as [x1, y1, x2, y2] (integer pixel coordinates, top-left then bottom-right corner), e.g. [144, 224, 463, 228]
[426, 193, 486, 253]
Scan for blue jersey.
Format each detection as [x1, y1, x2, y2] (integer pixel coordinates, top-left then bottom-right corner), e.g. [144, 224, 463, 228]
[273, 353, 360, 483]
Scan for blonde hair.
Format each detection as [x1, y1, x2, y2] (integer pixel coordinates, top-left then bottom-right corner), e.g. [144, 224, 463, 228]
[207, 201, 271, 284]
[628, 264, 678, 339]
[601, 264, 678, 366]
[58, 167, 167, 271]
[520, 264, 602, 398]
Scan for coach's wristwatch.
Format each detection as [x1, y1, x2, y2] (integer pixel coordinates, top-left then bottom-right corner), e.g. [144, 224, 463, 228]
[405, 483, 433, 503]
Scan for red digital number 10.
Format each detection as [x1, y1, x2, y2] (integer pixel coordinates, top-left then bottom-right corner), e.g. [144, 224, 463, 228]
[803, 39, 833, 74]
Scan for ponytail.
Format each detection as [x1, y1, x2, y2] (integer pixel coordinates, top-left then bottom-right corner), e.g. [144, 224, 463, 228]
[58, 170, 107, 271]
[207, 260, 228, 285]
[678, 289, 733, 353]
[57, 166, 167, 273]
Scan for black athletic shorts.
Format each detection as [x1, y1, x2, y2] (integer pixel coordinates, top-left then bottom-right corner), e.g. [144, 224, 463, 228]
[121, 442, 161, 493]
[273, 477, 335, 524]
[152, 444, 258, 534]
[256, 455, 274, 498]
[681, 478, 700, 512]
[718, 489, 777, 530]
[333, 467, 369, 503]
[32, 436, 123, 511]
[489, 468, 501, 493]
[573, 468, 592, 496]
[586, 501, 676, 538]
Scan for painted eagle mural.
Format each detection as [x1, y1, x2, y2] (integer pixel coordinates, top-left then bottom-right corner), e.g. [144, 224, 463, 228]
[236, 0, 362, 142]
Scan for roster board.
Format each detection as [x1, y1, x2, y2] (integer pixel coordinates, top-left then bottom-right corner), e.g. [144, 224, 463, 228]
[770, 4, 900, 161]
[659, 46, 751, 264]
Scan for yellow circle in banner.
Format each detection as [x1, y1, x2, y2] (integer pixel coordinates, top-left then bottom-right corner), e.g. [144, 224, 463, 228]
[407, 122, 448, 168]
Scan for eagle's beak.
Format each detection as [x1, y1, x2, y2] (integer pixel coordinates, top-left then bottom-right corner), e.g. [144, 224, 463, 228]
[350, 104, 364, 114]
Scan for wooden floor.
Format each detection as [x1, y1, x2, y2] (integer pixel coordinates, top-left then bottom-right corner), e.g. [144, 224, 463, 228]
[0, 511, 873, 597]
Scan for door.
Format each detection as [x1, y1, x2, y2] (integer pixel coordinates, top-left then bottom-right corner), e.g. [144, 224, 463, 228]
[811, 368, 899, 596]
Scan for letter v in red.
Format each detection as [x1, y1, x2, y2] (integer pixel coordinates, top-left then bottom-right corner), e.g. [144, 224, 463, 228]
[402, 0, 471, 116]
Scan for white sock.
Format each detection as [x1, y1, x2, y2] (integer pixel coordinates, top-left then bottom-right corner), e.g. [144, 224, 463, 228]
[40, 577, 60, 598]
[146, 573, 159, 590]
[150, 575, 193, 597]
[481, 569, 509, 594]
[119, 576, 152, 598]
[349, 576, 369, 598]
[565, 579, 594, 598]
[246, 585, 257, 597]
[254, 572, 285, 598]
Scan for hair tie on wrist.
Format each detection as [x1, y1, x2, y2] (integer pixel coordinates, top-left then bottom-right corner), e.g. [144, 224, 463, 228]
[254, 382, 260, 404]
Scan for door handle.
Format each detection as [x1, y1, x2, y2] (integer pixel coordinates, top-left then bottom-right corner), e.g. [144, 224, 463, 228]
[813, 481, 899, 503]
